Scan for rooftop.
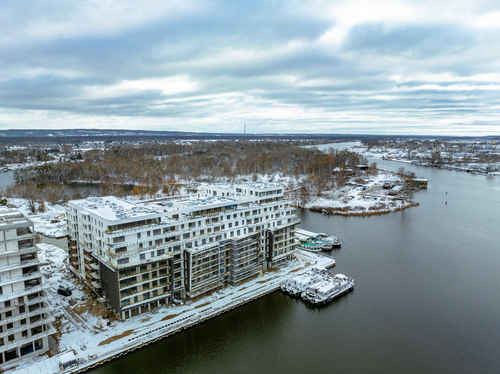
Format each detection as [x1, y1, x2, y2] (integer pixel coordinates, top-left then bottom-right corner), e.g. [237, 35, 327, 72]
[0, 208, 30, 226]
[144, 195, 238, 215]
[69, 196, 159, 222]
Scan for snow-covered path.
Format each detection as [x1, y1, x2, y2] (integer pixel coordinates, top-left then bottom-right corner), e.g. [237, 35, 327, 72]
[11, 250, 334, 374]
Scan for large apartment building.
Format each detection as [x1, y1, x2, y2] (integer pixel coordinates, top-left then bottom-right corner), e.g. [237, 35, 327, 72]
[0, 209, 54, 366]
[67, 183, 299, 320]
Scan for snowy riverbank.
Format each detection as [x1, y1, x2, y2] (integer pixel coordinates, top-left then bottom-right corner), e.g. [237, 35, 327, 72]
[303, 170, 419, 216]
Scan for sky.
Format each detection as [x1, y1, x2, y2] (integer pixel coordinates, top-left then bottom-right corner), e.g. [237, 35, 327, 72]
[1, 0, 500, 135]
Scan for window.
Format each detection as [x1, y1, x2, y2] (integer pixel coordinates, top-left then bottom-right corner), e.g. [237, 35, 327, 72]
[113, 236, 125, 243]
[34, 339, 43, 351]
[116, 247, 127, 254]
[117, 258, 129, 265]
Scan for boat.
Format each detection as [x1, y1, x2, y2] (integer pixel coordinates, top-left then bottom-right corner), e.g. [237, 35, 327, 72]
[316, 233, 342, 249]
[301, 273, 354, 305]
[281, 269, 327, 297]
[295, 229, 342, 251]
[297, 238, 323, 252]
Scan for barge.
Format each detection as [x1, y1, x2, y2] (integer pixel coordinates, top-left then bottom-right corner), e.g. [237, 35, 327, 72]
[281, 270, 354, 306]
[301, 274, 354, 305]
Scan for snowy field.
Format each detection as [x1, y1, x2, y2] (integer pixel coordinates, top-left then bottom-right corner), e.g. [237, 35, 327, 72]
[7, 198, 67, 238]
[302, 142, 363, 152]
[10, 249, 334, 374]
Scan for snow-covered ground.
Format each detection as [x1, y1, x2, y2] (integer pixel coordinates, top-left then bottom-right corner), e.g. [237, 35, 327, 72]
[7, 199, 67, 238]
[11, 249, 335, 374]
[304, 171, 414, 214]
[302, 141, 363, 153]
[3, 159, 59, 171]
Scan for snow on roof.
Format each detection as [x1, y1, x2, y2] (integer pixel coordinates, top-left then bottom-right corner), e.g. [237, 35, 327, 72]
[58, 351, 76, 364]
[0, 208, 29, 225]
[144, 195, 238, 215]
[70, 196, 159, 222]
[309, 280, 338, 293]
[236, 182, 283, 191]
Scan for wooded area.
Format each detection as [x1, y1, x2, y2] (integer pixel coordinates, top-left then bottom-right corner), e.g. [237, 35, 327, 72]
[7, 141, 366, 202]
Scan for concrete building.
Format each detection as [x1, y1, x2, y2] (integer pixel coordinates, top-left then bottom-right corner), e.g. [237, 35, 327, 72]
[0, 209, 54, 366]
[67, 183, 299, 319]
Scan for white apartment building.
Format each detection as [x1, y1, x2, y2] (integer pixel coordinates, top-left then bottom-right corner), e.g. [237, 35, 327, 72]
[0, 209, 54, 367]
[67, 183, 299, 320]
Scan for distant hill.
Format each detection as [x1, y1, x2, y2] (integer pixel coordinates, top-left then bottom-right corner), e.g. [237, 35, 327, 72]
[0, 129, 496, 144]
[0, 129, 200, 137]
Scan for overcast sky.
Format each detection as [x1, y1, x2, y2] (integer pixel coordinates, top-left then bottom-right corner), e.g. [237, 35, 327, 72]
[1, 0, 500, 135]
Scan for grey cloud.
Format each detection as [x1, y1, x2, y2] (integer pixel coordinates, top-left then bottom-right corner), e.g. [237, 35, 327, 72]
[342, 22, 475, 57]
[0, 0, 499, 134]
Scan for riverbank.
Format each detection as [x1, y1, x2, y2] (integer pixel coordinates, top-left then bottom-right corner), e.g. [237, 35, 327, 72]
[9, 249, 334, 374]
[303, 170, 421, 216]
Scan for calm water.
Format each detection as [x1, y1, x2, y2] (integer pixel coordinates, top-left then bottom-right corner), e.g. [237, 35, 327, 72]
[92, 162, 500, 374]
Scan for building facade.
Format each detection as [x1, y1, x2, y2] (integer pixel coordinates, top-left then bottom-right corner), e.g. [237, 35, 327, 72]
[67, 183, 299, 320]
[0, 209, 54, 366]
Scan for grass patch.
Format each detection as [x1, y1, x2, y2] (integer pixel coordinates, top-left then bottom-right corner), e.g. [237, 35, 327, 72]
[98, 329, 134, 346]
[194, 302, 211, 309]
[257, 276, 278, 284]
[161, 313, 181, 321]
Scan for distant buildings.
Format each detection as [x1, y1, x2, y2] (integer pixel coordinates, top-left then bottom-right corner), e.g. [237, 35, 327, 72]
[67, 183, 299, 319]
[0, 209, 54, 366]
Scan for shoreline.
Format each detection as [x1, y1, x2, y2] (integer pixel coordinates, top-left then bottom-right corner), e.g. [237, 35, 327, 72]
[308, 201, 420, 216]
[11, 250, 334, 374]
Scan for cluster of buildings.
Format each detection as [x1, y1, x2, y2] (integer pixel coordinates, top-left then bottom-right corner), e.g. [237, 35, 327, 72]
[0, 181, 298, 368]
[66, 183, 299, 320]
[366, 139, 500, 173]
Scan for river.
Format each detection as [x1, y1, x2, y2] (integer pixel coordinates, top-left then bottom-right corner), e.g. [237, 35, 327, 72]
[86, 161, 498, 373]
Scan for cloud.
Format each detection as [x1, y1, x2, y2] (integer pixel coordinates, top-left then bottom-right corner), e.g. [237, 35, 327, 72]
[0, 0, 499, 135]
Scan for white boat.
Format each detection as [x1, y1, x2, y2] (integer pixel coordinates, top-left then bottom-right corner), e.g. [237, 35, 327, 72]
[281, 271, 324, 297]
[301, 273, 354, 305]
[281, 267, 334, 295]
